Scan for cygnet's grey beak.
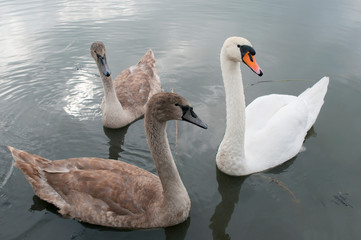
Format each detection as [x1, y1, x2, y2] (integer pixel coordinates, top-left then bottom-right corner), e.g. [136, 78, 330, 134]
[181, 106, 208, 129]
[98, 54, 111, 77]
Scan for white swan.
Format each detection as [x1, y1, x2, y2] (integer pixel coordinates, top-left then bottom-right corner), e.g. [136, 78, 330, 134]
[216, 36, 329, 176]
[90, 42, 162, 128]
[8, 92, 207, 229]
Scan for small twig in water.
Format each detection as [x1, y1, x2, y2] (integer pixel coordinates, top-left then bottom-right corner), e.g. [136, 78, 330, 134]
[332, 192, 353, 208]
[63, 40, 75, 51]
[245, 79, 314, 89]
[258, 174, 300, 204]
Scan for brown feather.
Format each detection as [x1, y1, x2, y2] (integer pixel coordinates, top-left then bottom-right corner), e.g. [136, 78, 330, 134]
[7, 92, 204, 229]
[113, 50, 161, 113]
[91, 42, 161, 128]
[9, 147, 164, 228]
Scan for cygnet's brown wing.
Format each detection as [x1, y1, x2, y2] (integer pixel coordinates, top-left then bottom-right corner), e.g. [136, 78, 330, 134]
[113, 49, 161, 111]
[43, 157, 162, 216]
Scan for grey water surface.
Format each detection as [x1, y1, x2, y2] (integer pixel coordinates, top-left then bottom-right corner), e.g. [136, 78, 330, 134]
[1, 0, 361, 239]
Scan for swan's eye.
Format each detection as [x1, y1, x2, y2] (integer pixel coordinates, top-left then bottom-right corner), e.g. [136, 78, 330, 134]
[240, 45, 256, 59]
[175, 103, 179, 106]
[237, 44, 241, 48]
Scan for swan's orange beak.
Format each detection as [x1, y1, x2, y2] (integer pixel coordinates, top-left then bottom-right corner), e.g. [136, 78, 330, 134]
[242, 52, 263, 76]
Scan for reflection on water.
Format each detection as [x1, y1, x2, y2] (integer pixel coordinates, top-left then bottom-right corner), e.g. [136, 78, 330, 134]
[0, 146, 15, 190]
[0, 161, 14, 190]
[103, 126, 129, 160]
[209, 169, 246, 240]
[63, 63, 102, 121]
[31, 194, 190, 240]
[164, 218, 190, 240]
[30, 195, 59, 214]
[57, 0, 140, 23]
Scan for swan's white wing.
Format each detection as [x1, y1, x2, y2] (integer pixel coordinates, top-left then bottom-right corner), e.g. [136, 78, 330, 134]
[246, 94, 297, 133]
[245, 97, 309, 173]
[246, 77, 329, 132]
[298, 76, 329, 129]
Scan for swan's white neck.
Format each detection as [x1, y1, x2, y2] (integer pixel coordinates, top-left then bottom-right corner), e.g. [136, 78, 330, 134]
[221, 55, 246, 144]
[145, 117, 190, 209]
[216, 51, 247, 175]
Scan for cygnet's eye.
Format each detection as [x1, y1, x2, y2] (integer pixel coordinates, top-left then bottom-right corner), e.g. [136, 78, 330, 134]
[175, 103, 190, 116]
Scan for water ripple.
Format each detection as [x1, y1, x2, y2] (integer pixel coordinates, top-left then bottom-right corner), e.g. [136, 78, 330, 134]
[62, 67, 103, 120]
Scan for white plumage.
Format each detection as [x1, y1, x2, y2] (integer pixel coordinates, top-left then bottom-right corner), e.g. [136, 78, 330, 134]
[216, 36, 329, 176]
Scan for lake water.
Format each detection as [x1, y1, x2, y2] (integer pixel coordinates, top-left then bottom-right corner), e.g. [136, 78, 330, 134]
[1, 0, 361, 239]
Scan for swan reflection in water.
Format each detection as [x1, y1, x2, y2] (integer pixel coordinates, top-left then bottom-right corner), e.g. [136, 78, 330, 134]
[31, 195, 190, 239]
[209, 169, 246, 240]
[164, 217, 190, 240]
[209, 147, 306, 239]
[103, 125, 129, 160]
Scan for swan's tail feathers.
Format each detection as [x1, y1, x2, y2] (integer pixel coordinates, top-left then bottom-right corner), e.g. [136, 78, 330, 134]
[8, 146, 69, 211]
[298, 76, 329, 129]
[138, 49, 156, 67]
[8, 146, 49, 187]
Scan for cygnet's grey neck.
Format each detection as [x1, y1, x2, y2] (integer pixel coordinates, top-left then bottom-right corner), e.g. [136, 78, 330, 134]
[144, 114, 188, 205]
[100, 74, 122, 109]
